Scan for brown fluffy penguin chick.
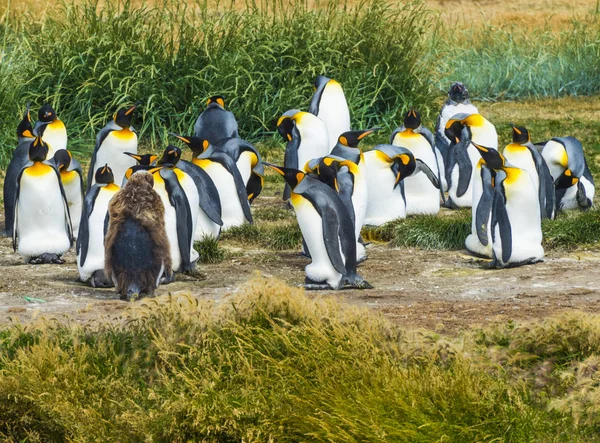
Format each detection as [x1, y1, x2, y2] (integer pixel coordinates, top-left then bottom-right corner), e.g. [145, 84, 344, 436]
[105, 171, 172, 301]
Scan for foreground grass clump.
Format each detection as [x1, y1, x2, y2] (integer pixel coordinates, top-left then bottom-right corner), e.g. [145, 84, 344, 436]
[0, 278, 593, 441]
[194, 236, 227, 263]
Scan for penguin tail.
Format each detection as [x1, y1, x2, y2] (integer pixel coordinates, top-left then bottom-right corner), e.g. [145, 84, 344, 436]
[342, 274, 373, 290]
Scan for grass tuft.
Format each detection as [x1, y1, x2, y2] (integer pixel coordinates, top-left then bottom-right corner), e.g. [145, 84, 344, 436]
[194, 236, 226, 264]
[222, 221, 302, 250]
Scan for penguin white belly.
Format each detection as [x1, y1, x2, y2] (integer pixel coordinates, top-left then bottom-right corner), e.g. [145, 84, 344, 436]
[363, 152, 406, 226]
[292, 196, 343, 288]
[42, 123, 68, 155]
[448, 143, 480, 208]
[178, 173, 200, 263]
[297, 135, 329, 171]
[93, 132, 138, 186]
[318, 88, 351, 149]
[203, 162, 246, 230]
[558, 184, 580, 210]
[61, 172, 83, 238]
[236, 151, 255, 188]
[352, 168, 368, 261]
[582, 176, 595, 202]
[504, 150, 539, 190]
[465, 166, 492, 257]
[77, 189, 115, 281]
[154, 184, 182, 272]
[17, 170, 70, 260]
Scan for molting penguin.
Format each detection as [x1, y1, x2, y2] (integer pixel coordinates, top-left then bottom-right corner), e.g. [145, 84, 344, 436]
[105, 170, 172, 300]
[194, 95, 239, 146]
[503, 125, 555, 219]
[390, 108, 446, 213]
[3, 104, 35, 237]
[53, 150, 84, 238]
[77, 165, 120, 287]
[473, 143, 544, 268]
[13, 136, 72, 264]
[88, 103, 139, 187]
[363, 144, 440, 226]
[264, 163, 372, 290]
[541, 136, 595, 211]
[35, 104, 67, 155]
[308, 75, 351, 149]
[277, 109, 330, 200]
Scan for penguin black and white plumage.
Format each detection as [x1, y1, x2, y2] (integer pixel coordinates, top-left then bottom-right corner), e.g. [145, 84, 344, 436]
[105, 171, 172, 300]
[77, 165, 120, 287]
[503, 125, 556, 219]
[173, 135, 252, 230]
[308, 75, 351, 149]
[88, 104, 139, 187]
[13, 136, 72, 264]
[264, 163, 372, 290]
[541, 136, 595, 211]
[35, 104, 67, 156]
[277, 109, 329, 200]
[473, 143, 544, 268]
[363, 144, 440, 226]
[194, 95, 239, 146]
[390, 109, 446, 214]
[53, 150, 85, 238]
[444, 113, 498, 208]
[465, 158, 494, 258]
[3, 104, 35, 237]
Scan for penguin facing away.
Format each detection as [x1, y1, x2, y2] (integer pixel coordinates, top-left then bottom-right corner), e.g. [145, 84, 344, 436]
[308, 75, 351, 150]
[194, 95, 239, 146]
[13, 136, 73, 264]
[77, 165, 120, 287]
[35, 104, 68, 156]
[53, 149, 85, 238]
[264, 163, 372, 291]
[105, 171, 172, 300]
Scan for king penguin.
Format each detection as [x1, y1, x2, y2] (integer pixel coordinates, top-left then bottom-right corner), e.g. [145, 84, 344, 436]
[308, 76, 351, 149]
[473, 143, 544, 268]
[541, 136, 595, 211]
[390, 109, 446, 214]
[77, 165, 120, 287]
[464, 158, 494, 258]
[88, 103, 139, 187]
[35, 104, 68, 156]
[264, 163, 372, 290]
[13, 136, 72, 264]
[3, 104, 35, 237]
[53, 149, 85, 238]
[194, 95, 239, 146]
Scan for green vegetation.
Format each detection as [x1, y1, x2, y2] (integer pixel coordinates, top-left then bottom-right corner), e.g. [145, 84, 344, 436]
[222, 220, 302, 250]
[194, 236, 227, 263]
[1, 278, 599, 441]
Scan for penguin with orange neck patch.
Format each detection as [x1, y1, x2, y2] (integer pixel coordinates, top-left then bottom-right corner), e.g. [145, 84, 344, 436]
[34, 104, 67, 156]
[13, 136, 72, 264]
[194, 95, 239, 146]
[53, 150, 84, 238]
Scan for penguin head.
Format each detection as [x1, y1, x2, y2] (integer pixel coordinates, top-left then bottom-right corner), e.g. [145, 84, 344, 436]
[511, 124, 530, 144]
[276, 110, 301, 141]
[555, 169, 579, 189]
[38, 104, 58, 123]
[263, 162, 305, 190]
[170, 133, 211, 157]
[125, 164, 163, 181]
[448, 82, 469, 103]
[28, 136, 49, 162]
[337, 128, 378, 148]
[54, 149, 72, 172]
[206, 95, 225, 109]
[444, 119, 467, 144]
[472, 142, 505, 170]
[390, 151, 417, 188]
[157, 146, 182, 167]
[124, 152, 158, 166]
[114, 103, 139, 128]
[17, 103, 34, 139]
[403, 108, 421, 130]
[95, 164, 115, 185]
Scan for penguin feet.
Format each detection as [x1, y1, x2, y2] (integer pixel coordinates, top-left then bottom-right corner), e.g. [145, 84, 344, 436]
[29, 253, 64, 265]
[160, 273, 176, 285]
[182, 268, 207, 281]
[342, 275, 373, 290]
[90, 270, 114, 288]
[442, 199, 459, 210]
[303, 277, 333, 291]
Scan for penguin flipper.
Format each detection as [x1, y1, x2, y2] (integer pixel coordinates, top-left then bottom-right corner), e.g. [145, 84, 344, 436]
[491, 182, 512, 265]
[54, 165, 74, 247]
[179, 161, 223, 226]
[162, 170, 194, 271]
[476, 166, 494, 246]
[77, 185, 101, 267]
[12, 167, 26, 251]
[455, 140, 473, 198]
[283, 136, 300, 201]
[414, 159, 440, 189]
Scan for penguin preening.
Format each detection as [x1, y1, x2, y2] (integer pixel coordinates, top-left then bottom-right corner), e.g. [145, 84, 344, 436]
[105, 170, 172, 300]
[390, 108, 446, 214]
[464, 158, 494, 258]
[77, 165, 120, 287]
[309, 75, 351, 149]
[264, 163, 372, 290]
[35, 104, 68, 155]
[88, 103, 139, 187]
[194, 95, 239, 146]
[13, 136, 73, 264]
[53, 149, 85, 238]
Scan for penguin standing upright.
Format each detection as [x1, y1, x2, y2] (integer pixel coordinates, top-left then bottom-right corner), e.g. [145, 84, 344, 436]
[77, 165, 120, 287]
[194, 95, 239, 145]
[541, 137, 595, 211]
[13, 136, 72, 264]
[88, 104, 139, 187]
[503, 125, 555, 219]
[308, 76, 351, 149]
[105, 171, 172, 300]
[53, 150, 84, 238]
[3, 104, 35, 237]
[473, 143, 544, 268]
[35, 104, 67, 155]
[264, 163, 371, 290]
[390, 109, 445, 214]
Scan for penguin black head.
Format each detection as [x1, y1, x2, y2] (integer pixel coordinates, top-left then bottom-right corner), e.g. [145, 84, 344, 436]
[124, 164, 163, 181]
[403, 109, 421, 130]
[555, 169, 579, 189]
[170, 133, 211, 157]
[448, 82, 469, 103]
[276, 116, 296, 141]
[444, 120, 467, 144]
[38, 104, 57, 123]
[95, 164, 115, 185]
[114, 103, 139, 128]
[390, 152, 417, 188]
[158, 146, 182, 167]
[263, 162, 305, 190]
[124, 152, 158, 166]
[28, 136, 49, 162]
[473, 142, 505, 170]
[17, 103, 34, 139]
[54, 149, 72, 172]
[206, 96, 225, 109]
[511, 124, 530, 144]
[337, 128, 378, 148]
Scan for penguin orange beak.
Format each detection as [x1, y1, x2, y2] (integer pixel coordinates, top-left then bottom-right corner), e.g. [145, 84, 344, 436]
[169, 133, 191, 145]
[125, 103, 140, 116]
[124, 152, 142, 161]
[263, 162, 284, 176]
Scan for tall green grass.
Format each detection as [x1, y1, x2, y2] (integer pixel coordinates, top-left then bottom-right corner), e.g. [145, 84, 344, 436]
[0, 278, 594, 441]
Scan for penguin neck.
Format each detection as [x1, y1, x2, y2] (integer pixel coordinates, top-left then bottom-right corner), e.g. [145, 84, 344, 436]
[102, 183, 119, 192]
[27, 161, 52, 175]
[506, 142, 528, 152]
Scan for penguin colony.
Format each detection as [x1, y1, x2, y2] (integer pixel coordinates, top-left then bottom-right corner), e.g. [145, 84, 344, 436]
[2, 80, 595, 299]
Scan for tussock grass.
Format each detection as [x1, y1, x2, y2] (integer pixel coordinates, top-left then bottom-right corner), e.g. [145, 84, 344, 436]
[194, 236, 226, 263]
[0, 278, 594, 441]
[222, 221, 302, 250]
